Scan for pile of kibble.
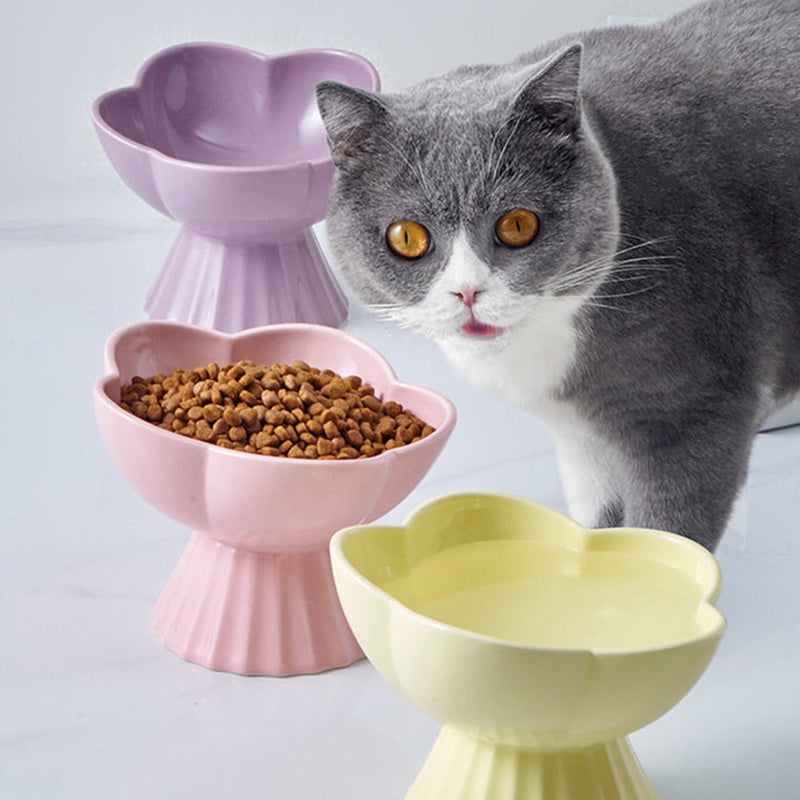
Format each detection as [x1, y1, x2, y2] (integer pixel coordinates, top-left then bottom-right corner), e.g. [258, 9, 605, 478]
[118, 359, 435, 459]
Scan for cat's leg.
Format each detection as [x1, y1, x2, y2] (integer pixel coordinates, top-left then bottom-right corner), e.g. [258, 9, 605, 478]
[552, 430, 624, 528]
[617, 420, 755, 551]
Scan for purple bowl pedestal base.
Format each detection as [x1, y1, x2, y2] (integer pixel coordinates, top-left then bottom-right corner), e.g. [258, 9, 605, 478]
[144, 225, 348, 333]
[152, 531, 365, 676]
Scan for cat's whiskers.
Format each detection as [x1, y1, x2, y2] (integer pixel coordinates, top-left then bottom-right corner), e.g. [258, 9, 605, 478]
[543, 241, 676, 297]
[370, 295, 464, 338]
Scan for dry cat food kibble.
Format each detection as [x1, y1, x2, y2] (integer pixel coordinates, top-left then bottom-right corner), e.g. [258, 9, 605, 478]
[118, 359, 435, 459]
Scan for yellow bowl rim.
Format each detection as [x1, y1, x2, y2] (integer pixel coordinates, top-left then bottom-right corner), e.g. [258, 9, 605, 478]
[331, 490, 727, 657]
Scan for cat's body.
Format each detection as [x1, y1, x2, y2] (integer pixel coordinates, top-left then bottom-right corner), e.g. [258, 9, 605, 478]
[317, 0, 800, 551]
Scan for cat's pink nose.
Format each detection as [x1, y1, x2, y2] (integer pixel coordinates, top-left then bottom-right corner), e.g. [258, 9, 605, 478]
[453, 287, 482, 308]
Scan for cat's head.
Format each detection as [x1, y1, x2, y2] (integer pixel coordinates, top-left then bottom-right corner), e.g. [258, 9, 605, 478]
[316, 45, 618, 356]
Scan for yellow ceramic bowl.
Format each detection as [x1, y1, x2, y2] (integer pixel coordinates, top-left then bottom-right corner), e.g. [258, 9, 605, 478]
[331, 493, 726, 799]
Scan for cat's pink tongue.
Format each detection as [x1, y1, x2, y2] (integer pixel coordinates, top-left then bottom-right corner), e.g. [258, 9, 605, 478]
[461, 320, 503, 338]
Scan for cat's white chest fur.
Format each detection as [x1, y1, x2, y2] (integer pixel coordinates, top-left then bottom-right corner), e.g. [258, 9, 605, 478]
[430, 234, 622, 527]
[440, 303, 583, 415]
[439, 293, 624, 527]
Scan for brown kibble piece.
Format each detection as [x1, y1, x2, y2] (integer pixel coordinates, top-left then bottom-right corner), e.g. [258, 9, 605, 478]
[298, 382, 317, 405]
[218, 381, 238, 399]
[264, 408, 284, 425]
[196, 420, 214, 441]
[307, 419, 323, 436]
[345, 428, 364, 448]
[203, 403, 225, 423]
[323, 420, 339, 440]
[361, 394, 382, 413]
[240, 407, 259, 429]
[375, 417, 395, 438]
[383, 401, 403, 417]
[222, 407, 241, 426]
[320, 408, 339, 425]
[396, 426, 415, 444]
[261, 389, 280, 407]
[212, 418, 230, 437]
[283, 374, 301, 391]
[284, 392, 303, 411]
[321, 377, 347, 399]
[316, 438, 335, 456]
[228, 426, 247, 443]
[255, 431, 279, 449]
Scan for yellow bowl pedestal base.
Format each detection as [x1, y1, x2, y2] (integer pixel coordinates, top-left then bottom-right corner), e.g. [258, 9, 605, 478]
[406, 726, 659, 800]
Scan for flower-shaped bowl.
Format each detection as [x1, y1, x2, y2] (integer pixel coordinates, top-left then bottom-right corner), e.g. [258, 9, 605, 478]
[331, 492, 726, 800]
[92, 44, 380, 331]
[93, 320, 455, 676]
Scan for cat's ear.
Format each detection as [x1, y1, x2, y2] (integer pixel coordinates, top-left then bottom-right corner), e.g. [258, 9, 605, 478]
[511, 44, 583, 135]
[316, 82, 388, 169]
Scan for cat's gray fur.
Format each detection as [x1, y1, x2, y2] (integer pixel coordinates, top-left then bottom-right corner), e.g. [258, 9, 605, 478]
[316, 0, 800, 551]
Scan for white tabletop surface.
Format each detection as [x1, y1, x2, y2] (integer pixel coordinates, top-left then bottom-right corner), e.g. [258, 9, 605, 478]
[1, 189, 798, 800]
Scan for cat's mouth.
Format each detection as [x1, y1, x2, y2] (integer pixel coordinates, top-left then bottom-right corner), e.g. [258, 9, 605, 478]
[460, 317, 504, 338]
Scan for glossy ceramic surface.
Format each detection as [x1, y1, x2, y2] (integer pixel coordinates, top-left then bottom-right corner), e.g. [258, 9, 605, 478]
[331, 493, 726, 799]
[93, 320, 455, 675]
[92, 44, 380, 331]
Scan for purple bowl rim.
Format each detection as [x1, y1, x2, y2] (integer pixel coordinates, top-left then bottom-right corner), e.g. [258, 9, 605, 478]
[90, 42, 381, 175]
[93, 319, 457, 468]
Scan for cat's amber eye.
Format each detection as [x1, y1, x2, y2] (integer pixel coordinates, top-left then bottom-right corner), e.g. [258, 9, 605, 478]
[495, 208, 540, 247]
[386, 220, 431, 259]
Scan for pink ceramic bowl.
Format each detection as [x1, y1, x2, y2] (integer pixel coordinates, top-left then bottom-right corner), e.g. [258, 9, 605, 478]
[94, 320, 455, 675]
[92, 44, 380, 331]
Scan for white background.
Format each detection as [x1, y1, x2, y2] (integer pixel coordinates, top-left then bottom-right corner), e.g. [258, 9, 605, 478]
[2, 1, 798, 799]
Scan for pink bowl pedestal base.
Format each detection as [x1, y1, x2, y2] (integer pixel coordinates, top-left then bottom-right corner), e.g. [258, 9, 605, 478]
[152, 532, 364, 676]
[144, 226, 348, 333]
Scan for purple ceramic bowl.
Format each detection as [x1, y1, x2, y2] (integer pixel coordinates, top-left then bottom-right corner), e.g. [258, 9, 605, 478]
[92, 44, 380, 331]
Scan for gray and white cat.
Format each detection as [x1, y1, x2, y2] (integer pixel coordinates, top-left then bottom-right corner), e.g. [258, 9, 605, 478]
[316, 0, 800, 551]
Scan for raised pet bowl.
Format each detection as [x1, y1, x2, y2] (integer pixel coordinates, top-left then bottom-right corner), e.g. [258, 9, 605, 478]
[91, 44, 380, 331]
[331, 492, 726, 800]
[93, 321, 455, 676]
